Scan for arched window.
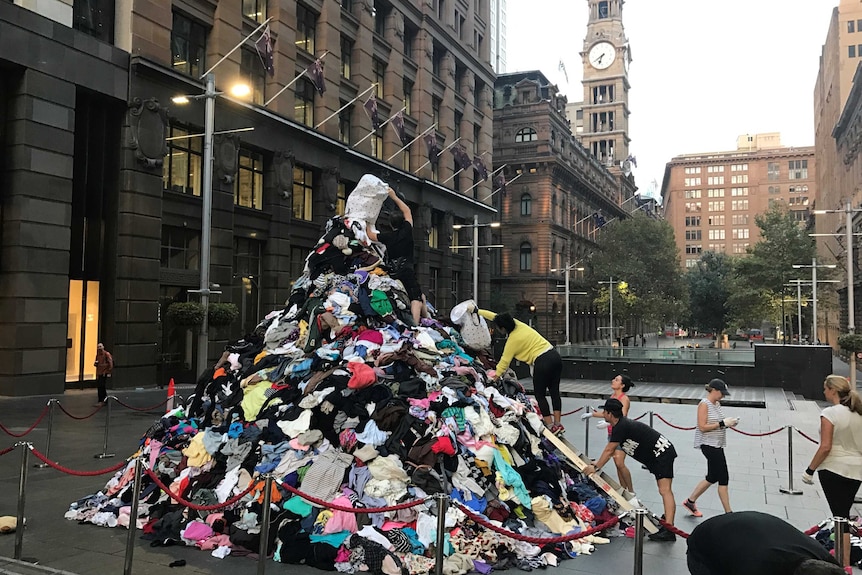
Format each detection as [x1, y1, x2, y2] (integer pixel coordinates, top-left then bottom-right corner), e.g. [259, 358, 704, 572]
[520, 193, 532, 216]
[519, 242, 532, 272]
[515, 127, 538, 142]
[552, 194, 557, 222]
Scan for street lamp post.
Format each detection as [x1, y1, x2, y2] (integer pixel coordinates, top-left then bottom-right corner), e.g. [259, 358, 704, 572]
[451, 219, 502, 305]
[198, 73, 215, 378]
[550, 261, 585, 345]
[597, 277, 620, 345]
[792, 259, 837, 344]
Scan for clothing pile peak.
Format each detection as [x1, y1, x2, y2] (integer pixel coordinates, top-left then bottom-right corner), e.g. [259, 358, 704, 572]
[67, 174, 619, 573]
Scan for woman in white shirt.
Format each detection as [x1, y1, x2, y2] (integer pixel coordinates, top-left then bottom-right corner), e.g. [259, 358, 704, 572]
[803, 374, 862, 570]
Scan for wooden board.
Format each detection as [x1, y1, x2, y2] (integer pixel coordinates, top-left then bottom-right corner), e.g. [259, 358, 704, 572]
[542, 428, 659, 534]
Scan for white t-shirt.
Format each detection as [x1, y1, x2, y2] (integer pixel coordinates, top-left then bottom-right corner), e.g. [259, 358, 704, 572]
[819, 404, 862, 481]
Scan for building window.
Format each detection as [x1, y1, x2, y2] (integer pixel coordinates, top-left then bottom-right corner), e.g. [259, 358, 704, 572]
[234, 237, 263, 335]
[598, 0, 609, 18]
[341, 36, 352, 79]
[240, 49, 266, 105]
[684, 178, 702, 186]
[235, 148, 264, 209]
[171, 12, 207, 77]
[768, 185, 780, 194]
[73, 0, 114, 42]
[401, 143, 411, 172]
[296, 4, 317, 54]
[473, 124, 481, 155]
[731, 187, 748, 196]
[161, 226, 200, 270]
[519, 243, 532, 272]
[403, 78, 413, 115]
[373, 58, 385, 98]
[451, 270, 460, 301]
[520, 193, 532, 216]
[370, 133, 383, 160]
[707, 189, 724, 198]
[404, 25, 416, 60]
[732, 228, 750, 240]
[433, 45, 444, 77]
[294, 77, 315, 126]
[336, 182, 347, 215]
[731, 199, 749, 210]
[767, 162, 780, 180]
[685, 202, 701, 212]
[708, 201, 724, 211]
[684, 167, 702, 174]
[292, 165, 313, 220]
[515, 127, 538, 142]
[436, 0, 445, 21]
[474, 77, 484, 109]
[685, 216, 701, 226]
[432, 97, 441, 126]
[685, 230, 702, 240]
[851, 45, 857, 58]
[707, 176, 725, 185]
[338, 104, 352, 144]
[163, 126, 202, 196]
[242, 0, 266, 23]
[707, 229, 724, 240]
[685, 244, 702, 255]
[685, 190, 702, 198]
[429, 212, 442, 248]
[429, 267, 439, 305]
[708, 215, 725, 226]
[374, 2, 387, 35]
[788, 159, 808, 179]
[851, 20, 856, 33]
[732, 214, 749, 225]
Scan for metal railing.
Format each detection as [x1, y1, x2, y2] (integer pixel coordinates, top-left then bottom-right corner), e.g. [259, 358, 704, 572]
[557, 344, 755, 365]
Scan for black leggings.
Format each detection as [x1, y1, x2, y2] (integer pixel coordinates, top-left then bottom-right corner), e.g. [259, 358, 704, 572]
[700, 445, 729, 485]
[819, 469, 862, 518]
[533, 349, 562, 416]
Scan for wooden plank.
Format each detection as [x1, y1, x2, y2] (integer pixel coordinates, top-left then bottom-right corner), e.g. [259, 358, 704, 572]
[541, 428, 659, 534]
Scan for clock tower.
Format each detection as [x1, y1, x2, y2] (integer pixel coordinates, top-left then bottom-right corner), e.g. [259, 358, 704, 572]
[580, 0, 631, 170]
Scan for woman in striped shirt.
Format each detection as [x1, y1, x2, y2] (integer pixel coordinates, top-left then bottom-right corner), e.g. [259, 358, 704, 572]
[682, 378, 739, 517]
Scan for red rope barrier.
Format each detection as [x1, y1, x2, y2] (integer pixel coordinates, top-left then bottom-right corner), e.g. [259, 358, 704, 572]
[111, 397, 170, 412]
[0, 404, 50, 437]
[29, 447, 128, 476]
[730, 426, 786, 437]
[795, 428, 820, 444]
[561, 407, 584, 416]
[804, 524, 821, 536]
[656, 517, 690, 539]
[144, 468, 256, 511]
[452, 500, 620, 543]
[277, 480, 430, 513]
[57, 402, 104, 420]
[631, 413, 647, 421]
[653, 414, 696, 431]
[0, 445, 16, 457]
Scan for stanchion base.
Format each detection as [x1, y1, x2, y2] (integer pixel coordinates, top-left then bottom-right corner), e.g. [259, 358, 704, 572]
[94, 453, 116, 459]
[779, 487, 803, 495]
[33, 463, 50, 469]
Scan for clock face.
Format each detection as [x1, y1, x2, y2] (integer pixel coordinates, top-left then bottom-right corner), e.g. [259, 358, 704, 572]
[589, 42, 616, 70]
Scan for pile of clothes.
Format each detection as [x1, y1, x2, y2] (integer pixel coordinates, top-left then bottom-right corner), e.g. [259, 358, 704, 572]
[67, 175, 620, 573]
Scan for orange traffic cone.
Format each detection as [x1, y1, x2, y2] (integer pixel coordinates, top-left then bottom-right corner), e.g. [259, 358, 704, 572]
[166, 378, 175, 413]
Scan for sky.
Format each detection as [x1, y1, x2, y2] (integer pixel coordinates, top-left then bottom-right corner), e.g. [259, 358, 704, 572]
[504, 0, 835, 201]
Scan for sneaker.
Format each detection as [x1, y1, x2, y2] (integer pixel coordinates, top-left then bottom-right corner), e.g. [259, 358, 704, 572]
[647, 527, 677, 542]
[683, 499, 703, 517]
[843, 566, 852, 575]
[550, 423, 565, 436]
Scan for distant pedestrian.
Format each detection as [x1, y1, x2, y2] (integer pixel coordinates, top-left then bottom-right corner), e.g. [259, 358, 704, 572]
[94, 343, 113, 405]
[682, 379, 738, 517]
[803, 374, 862, 569]
[583, 398, 678, 542]
[686, 511, 842, 575]
[641, 334, 646, 347]
[584, 374, 635, 492]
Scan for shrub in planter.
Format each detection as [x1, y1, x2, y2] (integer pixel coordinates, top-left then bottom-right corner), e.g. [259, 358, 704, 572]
[208, 303, 239, 327]
[838, 333, 862, 354]
[166, 302, 205, 327]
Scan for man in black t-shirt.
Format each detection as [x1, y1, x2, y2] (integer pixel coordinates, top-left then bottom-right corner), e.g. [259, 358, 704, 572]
[583, 398, 679, 541]
[367, 188, 427, 324]
[686, 511, 841, 575]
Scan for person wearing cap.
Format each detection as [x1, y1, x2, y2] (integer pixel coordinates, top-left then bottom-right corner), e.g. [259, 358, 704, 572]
[802, 374, 862, 570]
[582, 397, 679, 541]
[583, 374, 635, 492]
[686, 511, 842, 575]
[94, 343, 113, 406]
[682, 378, 739, 518]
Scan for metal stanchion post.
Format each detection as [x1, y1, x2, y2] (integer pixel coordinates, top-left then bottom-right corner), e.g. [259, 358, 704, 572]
[14, 443, 29, 560]
[95, 397, 116, 459]
[632, 508, 646, 575]
[123, 457, 143, 575]
[649, 410, 654, 428]
[834, 516, 848, 568]
[258, 475, 273, 575]
[434, 493, 448, 575]
[584, 407, 591, 459]
[35, 399, 55, 468]
[779, 426, 802, 495]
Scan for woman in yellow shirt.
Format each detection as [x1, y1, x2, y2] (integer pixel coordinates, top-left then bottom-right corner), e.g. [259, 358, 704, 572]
[478, 308, 564, 434]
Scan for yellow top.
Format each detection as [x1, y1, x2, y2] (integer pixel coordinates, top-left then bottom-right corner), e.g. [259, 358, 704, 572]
[478, 309, 553, 375]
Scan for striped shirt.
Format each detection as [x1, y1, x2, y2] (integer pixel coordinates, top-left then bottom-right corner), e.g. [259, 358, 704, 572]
[693, 398, 726, 449]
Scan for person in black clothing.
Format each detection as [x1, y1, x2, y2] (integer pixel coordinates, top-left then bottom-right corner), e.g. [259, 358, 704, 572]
[686, 511, 842, 575]
[367, 188, 427, 324]
[582, 398, 678, 542]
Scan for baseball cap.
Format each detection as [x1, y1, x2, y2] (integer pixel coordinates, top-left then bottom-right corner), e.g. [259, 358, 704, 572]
[706, 378, 731, 396]
[599, 398, 624, 413]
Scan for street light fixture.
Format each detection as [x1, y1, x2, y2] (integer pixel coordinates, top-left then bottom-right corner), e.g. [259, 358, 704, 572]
[550, 261, 585, 345]
[452, 216, 501, 305]
[791, 260, 837, 344]
[597, 277, 621, 345]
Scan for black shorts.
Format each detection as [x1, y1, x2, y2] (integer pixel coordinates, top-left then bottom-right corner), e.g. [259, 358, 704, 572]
[646, 447, 677, 480]
[700, 444, 729, 486]
[393, 267, 423, 301]
[819, 469, 862, 518]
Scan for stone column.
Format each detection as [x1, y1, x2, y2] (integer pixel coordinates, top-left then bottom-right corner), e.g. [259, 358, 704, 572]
[260, 150, 295, 311]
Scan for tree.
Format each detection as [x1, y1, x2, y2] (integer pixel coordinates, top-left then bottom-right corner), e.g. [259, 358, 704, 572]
[685, 251, 733, 333]
[588, 213, 689, 329]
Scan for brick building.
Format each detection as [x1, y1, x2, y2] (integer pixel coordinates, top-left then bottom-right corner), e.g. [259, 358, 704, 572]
[0, 0, 497, 395]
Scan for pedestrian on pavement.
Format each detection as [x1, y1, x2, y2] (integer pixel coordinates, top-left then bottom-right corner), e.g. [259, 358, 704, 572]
[94, 343, 113, 405]
[686, 511, 842, 575]
[802, 374, 862, 569]
[682, 378, 738, 517]
[641, 334, 646, 347]
[582, 398, 679, 541]
[475, 307, 564, 435]
[583, 374, 635, 492]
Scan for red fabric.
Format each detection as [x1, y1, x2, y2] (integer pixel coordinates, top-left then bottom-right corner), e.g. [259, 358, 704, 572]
[431, 436, 456, 455]
[347, 362, 377, 389]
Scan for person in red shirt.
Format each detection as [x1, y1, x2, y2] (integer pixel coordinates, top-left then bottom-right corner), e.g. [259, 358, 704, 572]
[94, 343, 113, 405]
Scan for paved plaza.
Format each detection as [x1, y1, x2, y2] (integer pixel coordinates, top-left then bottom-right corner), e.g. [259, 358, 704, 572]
[0, 373, 852, 575]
